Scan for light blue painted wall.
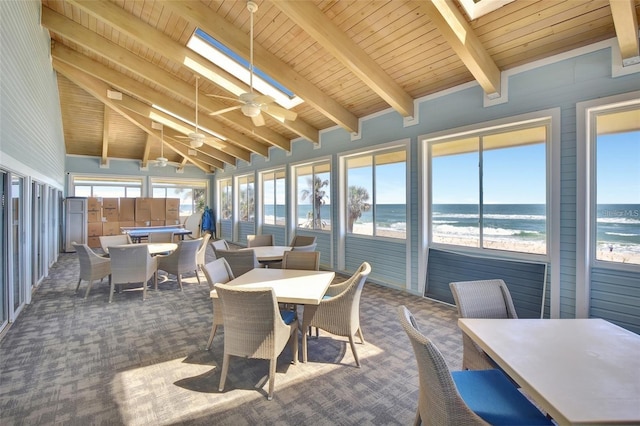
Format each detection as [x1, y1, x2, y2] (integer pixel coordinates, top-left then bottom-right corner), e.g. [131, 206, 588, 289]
[214, 44, 640, 328]
[0, 0, 66, 188]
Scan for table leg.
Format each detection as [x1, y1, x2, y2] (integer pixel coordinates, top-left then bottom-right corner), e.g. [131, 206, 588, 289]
[300, 304, 318, 363]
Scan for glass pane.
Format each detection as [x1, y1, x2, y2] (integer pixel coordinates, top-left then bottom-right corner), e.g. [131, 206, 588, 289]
[275, 172, 286, 226]
[483, 140, 547, 254]
[220, 179, 232, 220]
[11, 176, 24, 311]
[297, 168, 313, 228]
[92, 186, 125, 198]
[0, 172, 6, 328]
[595, 111, 640, 264]
[315, 168, 331, 231]
[375, 153, 406, 239]
[126, 187, 141, 197]
[431, 139, 480, 247]
[296, 163, 330, 230]
[74, 186, 91, 197]
[347, 156, 373, 235]
[263, 172, 275, 225]
[238, 175, 254, 222]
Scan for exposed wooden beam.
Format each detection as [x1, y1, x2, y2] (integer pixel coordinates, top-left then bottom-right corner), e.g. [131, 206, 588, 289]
[101, 105, 110, 166]
[41, 7, 285, 153]
[273, 0, 414, 118]
[142, 133, 153, 169]
[53, 59, 219, 172]
[609, 0, 640, 65]
[160, 0, 357, 135]
[52, 44, 262, 160]
[419, 0, 502, 97]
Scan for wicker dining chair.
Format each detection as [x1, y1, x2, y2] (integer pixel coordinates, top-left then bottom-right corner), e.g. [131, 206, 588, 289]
[247, 234, 274, 247]
[98, 234, 132, 255]
[148, 231, 175, 243]
[202, 258, 235, 350]
[309, 261, 371, 367]
[289, 235, 317, 247]
[449, 279, 518, 370]
[195, 233, 211, 279]
[156, 239, 202, 290]
[210, 239, 230, 258]
[281, 251, 320, 271]
[72, 243, 111, 299]
[214, 248, 260, 277]
[215, 283, 298, 400]
[108, 244, 157, 303]
[396, 305, 551, 426]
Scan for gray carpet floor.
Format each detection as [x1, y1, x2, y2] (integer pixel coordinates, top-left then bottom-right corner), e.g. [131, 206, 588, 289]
[0, 246, 462, 425]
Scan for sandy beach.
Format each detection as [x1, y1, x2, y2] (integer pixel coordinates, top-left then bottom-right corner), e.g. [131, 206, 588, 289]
[351, 223, 640, 265]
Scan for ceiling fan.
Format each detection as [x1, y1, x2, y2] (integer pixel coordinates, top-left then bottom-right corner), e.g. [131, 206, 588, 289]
[177, 76, 219, 148]
[207, 1, 297, 127]
[150, 122, 179, 168]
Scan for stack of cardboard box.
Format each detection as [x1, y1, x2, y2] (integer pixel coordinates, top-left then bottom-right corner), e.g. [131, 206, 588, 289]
[86, 197, 181, 248]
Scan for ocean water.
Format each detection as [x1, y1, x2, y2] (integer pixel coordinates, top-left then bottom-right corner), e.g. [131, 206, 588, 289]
[263, 203, 640, 255]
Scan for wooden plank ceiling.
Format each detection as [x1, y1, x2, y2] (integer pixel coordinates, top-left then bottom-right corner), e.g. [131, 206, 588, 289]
[42, 0, 640, 172]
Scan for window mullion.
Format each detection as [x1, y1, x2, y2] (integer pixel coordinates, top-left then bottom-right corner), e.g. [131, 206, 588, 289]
[479, 136, 484, 249]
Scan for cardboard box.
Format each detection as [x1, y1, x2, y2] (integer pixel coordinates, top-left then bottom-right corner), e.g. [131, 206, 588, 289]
[102, 222, 120, 236]
[102, 198, 119, 209]
[165, 198, 180, 212]
[119, 198, 135, 221]
[135, 197, 151, 211]
[165, 209, 179, 221]
[88, 222, 103, 237]
[150, 220, 165, 227]
[103, 208, 119, 222]
[88, 236, 101, 248]
[88, 197, 102, 211]
[150, 198, 166, 220]
[135, 221, 151, 228]
[87, 210, 101, 223]
[165, 219, 180, 226]
[119, 221, 135, 228]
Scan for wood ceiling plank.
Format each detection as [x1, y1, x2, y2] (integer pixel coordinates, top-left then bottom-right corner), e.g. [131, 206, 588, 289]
[273, 0, 415, 118]
[102, 105, 110, 165]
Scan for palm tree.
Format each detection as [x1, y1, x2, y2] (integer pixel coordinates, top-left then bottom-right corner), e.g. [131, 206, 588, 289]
[300, 176, 329, 228]
[347, 185, 371, 232]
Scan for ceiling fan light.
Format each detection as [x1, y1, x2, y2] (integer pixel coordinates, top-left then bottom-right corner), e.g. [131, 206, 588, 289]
[190, 139, 204, 148]
[156, 157, 168, 167]
[241, 103, 261, 117]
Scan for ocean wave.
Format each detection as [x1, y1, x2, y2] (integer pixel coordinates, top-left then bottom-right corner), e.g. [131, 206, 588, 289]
[597, 217, 640, 224]
[605, 232, 640, 237]
[433, 220, 458, 224]
[433, 212, 545, 221]
[434, 224, 542, 238]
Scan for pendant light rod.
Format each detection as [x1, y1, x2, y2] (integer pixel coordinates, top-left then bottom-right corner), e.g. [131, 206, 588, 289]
[247, 1, 257, 94]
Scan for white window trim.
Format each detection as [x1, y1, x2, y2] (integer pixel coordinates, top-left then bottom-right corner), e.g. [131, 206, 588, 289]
[258, 166, 287, 231]
[337, 139, 411, 281]
[576, 91, 640, 318]
[68, 173, 146, 197]
[419, 109, 561, 316]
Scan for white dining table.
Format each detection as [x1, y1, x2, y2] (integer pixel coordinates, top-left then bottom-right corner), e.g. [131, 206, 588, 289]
[458, 318, 640, 425]
[210, 267, 335, 362]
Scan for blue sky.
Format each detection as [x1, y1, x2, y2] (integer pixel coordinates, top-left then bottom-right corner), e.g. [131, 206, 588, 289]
[597, 131, 640, 204]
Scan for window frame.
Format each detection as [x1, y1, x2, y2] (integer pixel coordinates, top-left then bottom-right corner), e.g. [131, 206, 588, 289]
[150, 177, 209, 219]
[419, 109, 561, 306]
[218, 178, 233, 222]
[236, 173, 255, 223]
[69, 174, 144, 198]
[260, 167, 286, 227]
[340, 142, 409, 240]
[290, 157, 333, 233]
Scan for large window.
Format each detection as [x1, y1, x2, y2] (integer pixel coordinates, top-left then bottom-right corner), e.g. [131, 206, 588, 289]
[72, 175, 142, 198]
[151, 178, 207, 217]
[428, 122, 549, 255]
[262, 169, 286, 226]
[345, 148, 407, 239]
[295, 161, 331, 231]
[219, 178, 232, 220]
[237, 174, 255, 222]
[592, 106, 640, 266]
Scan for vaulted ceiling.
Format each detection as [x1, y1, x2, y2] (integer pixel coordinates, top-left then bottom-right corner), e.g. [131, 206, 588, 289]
[42, 0, 640, 173]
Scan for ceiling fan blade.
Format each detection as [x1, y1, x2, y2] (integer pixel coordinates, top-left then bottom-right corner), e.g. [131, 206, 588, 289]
[262, 104, 298, 122]
[209, 105, 242, 116]
[251, 113, 265, 127]
[254, 94, 275, 104]
[206, 94, 243, 103]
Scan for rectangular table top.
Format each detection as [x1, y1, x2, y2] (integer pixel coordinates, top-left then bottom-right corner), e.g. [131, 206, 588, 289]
[458, 318, 640, 425]
[210, 268, 335, 305]
[121, 226, 192, 238]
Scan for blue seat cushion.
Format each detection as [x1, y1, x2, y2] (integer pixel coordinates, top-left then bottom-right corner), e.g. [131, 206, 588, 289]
[452, 369, 552, 425]
[279, 310, 297, 325]
[322, 295, 332, 300]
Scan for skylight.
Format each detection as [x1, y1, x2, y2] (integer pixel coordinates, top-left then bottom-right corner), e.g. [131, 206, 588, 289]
[458, 0, 515, 20]
[187, 28, 303, 110]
